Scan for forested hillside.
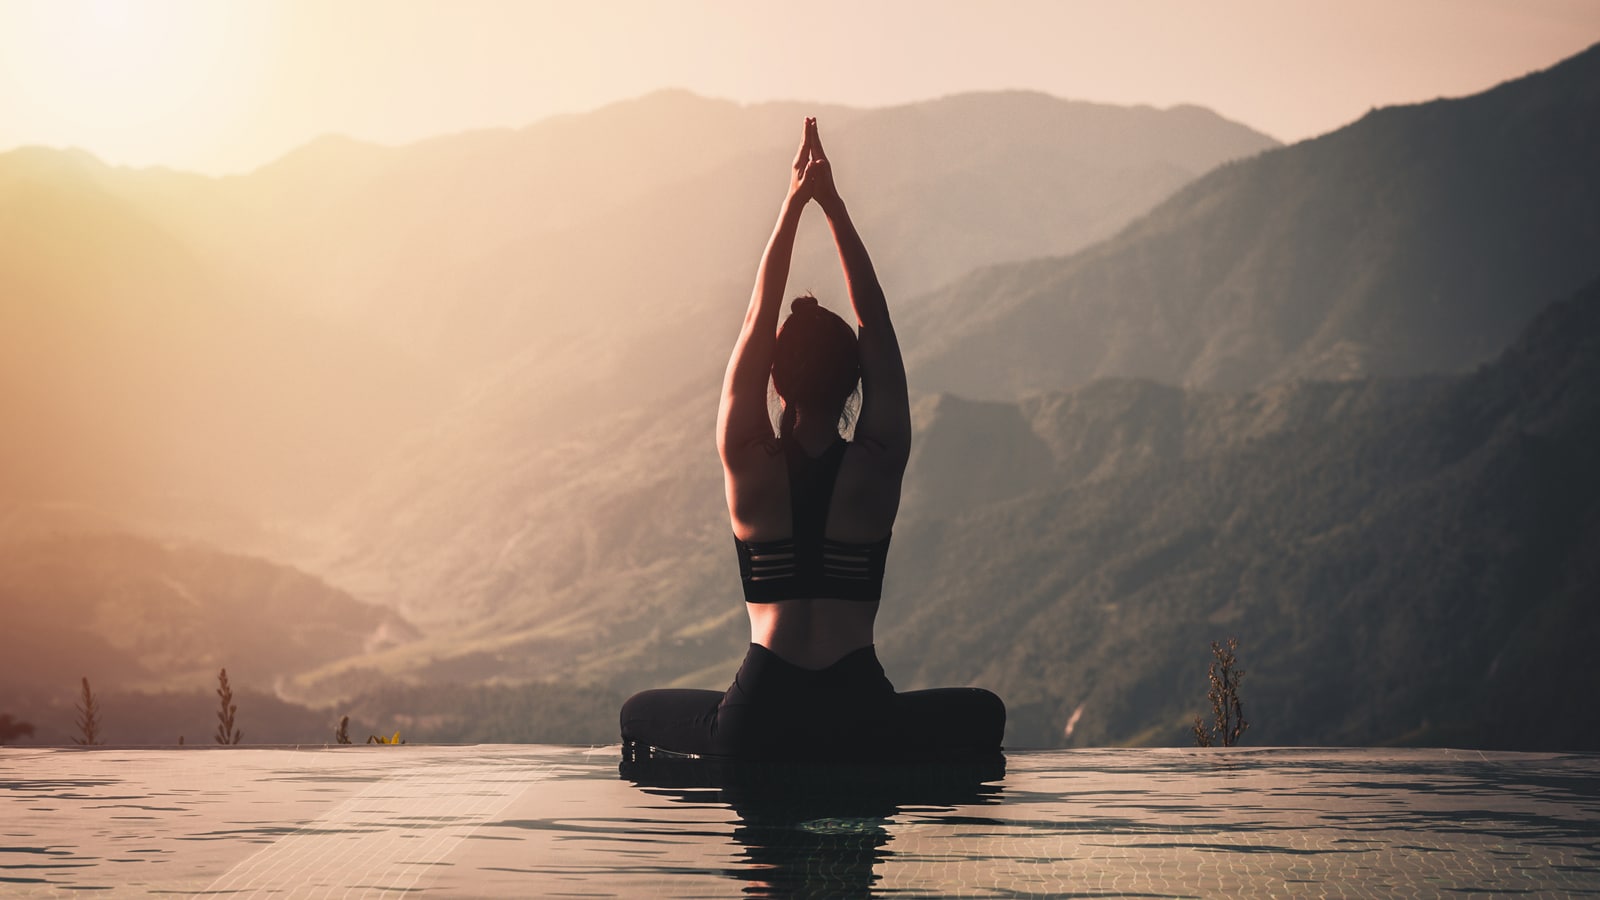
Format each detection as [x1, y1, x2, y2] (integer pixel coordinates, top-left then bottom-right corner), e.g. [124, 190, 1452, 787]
[884, 279, 1600, 749]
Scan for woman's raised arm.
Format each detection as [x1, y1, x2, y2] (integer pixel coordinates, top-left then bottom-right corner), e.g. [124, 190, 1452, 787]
[805, 121, 911, 468]
[718, 119, 822, 465]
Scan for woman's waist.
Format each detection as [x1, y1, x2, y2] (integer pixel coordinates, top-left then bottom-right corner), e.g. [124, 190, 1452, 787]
[731, 641, 893, 700]
[746, 598, 878, 670]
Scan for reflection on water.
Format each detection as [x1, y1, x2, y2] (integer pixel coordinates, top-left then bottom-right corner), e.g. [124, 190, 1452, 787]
[614, 748, 1600, 897]
[1, 746, 1597, 897]
[621, 754, 1005, 896]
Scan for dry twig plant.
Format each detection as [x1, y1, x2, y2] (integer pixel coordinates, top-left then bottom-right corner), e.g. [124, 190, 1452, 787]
[1193, 638, 1249, 747]
[215, 668, 242, 745]
[71, 677, 101, 746]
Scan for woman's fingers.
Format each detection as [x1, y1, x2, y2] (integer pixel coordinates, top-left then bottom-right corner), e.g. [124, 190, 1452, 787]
[793, 117, 815, 172]
[807, 117, 826, 156]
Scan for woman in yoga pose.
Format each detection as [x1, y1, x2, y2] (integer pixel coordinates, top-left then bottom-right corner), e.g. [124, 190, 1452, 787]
[620, 118, 1005, 761]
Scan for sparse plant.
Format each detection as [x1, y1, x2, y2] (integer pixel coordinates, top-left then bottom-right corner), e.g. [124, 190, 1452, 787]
[215, 668, 242, 745]
[335, 716, 351, 745]
[367, 730, 405, 745]
[72, 677, 102, 746]
[1192, 637, 1248, 748]
[0, 712, 35, 744]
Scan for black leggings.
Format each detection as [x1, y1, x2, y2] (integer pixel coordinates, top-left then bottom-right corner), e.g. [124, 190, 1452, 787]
[620, 644, 1005, 761]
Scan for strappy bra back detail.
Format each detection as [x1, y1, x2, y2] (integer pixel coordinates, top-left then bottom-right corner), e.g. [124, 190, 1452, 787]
[734, 436, 891, 603]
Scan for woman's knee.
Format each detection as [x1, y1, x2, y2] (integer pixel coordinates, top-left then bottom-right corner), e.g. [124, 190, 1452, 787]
[934, 688, 1005, 744]
[619, 689, 675, 735]
[619, 690, 651, 736]
[894, 686, 1006, 747]
[970, 688, 1007, 742]
[619, 688, 722, 740]
[968, 687, 1005, 717]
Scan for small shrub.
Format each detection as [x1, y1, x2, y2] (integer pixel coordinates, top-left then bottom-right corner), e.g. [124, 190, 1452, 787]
[335, 716, 351, 745]
[215, 668, 242, 745]
[1193, 637, 1248, 748]
[367, 731, 405, 745]
[72, 677, 102, 746]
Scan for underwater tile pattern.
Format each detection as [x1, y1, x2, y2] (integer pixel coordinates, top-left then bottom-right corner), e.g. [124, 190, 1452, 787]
[1, 745, 1597, 897]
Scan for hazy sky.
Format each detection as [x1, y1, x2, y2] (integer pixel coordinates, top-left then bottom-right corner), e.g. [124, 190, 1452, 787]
[2, 0, 1597, 175]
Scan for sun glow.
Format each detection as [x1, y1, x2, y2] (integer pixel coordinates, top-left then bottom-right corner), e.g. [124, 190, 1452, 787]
[1, 1, 1596, 175]
[0, 0, 272, 168]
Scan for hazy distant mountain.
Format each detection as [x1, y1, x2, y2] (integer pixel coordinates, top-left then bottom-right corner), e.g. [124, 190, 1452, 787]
[76, 89, 1275, 378]
[0, 532, 417, 696]
[0, 89, 1274, 543]
[230, 90, 1277, 428]
[906, 44, 1600, 397]
[0, 146, 446, 539]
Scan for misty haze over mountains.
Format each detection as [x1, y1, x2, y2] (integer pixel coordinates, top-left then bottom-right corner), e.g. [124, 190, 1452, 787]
[2, 48, 1597, 750]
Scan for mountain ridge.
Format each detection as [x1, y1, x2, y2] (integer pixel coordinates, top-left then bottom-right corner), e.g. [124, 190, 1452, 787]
[905, 43, 1600, 398]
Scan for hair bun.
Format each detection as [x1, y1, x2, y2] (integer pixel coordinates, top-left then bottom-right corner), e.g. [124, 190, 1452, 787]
[791, 295, 819, 313]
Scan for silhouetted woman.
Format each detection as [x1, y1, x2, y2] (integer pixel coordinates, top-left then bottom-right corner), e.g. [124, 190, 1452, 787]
[620, 118, 1005, 760]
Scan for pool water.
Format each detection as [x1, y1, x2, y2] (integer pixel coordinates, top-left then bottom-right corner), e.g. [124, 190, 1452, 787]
[2, 745, 1596, 897]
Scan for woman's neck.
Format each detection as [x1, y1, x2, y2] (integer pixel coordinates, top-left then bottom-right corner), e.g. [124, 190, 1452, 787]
[787, 410, 841, 456]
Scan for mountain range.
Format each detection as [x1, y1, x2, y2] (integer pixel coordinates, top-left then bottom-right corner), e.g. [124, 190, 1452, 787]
[905, 43, 1600, 396]
[3, 48, 1597, 749]
[885, 278, 1600, 749]
[0, 89, 1274, 545]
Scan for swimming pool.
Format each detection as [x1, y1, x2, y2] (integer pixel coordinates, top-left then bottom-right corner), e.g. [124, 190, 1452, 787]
[2, 745, 1596, 896]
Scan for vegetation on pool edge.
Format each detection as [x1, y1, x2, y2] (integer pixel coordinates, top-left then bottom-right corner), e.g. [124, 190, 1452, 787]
[1193, 638, 1248, 748]
[6, 644, 1247, 749]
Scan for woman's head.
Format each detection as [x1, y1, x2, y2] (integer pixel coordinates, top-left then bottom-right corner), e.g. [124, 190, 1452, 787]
[772, 295, 860, 435]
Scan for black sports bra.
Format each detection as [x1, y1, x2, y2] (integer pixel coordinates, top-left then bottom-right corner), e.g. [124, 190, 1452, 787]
[734, 436, 891, 603]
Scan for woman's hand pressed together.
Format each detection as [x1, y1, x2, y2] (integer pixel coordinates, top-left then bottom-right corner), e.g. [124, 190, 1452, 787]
[800, 117, 843, 215]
